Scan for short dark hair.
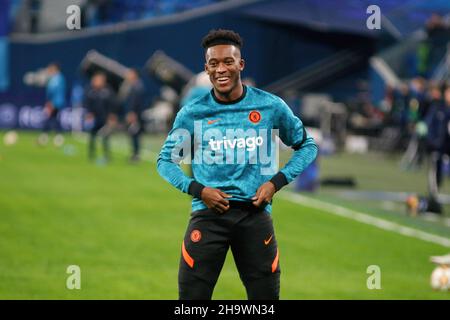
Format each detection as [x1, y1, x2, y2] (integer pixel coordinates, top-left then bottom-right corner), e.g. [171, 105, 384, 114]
[48, 62, 60, 70]
[201, 29, 243, 49]
[93, 71, 106, 79]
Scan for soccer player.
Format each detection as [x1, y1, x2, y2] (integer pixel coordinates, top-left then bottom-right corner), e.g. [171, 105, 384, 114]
[157, 29, 318, 300]
[119, 68, 145, 163]
[37, 62, 66, 146]
[84, 72, 117, 162]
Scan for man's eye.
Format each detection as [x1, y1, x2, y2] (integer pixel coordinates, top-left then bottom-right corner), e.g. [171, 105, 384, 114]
[209, 62, 217, 67]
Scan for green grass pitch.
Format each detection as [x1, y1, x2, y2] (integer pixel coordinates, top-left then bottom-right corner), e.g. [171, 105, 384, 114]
[0, 131, 449, 299]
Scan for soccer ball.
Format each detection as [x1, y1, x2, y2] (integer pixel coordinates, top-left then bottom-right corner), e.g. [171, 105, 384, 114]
[430, 266, 450, 291]
[406, 194, 419, 216]
[3, 130, 18, 146]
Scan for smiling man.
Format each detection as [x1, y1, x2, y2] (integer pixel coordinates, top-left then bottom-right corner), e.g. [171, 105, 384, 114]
[157, 29, 318, 300]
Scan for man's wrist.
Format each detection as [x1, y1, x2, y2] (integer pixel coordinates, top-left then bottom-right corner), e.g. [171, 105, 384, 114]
[270, 172, 288, 192]
[268, 180, 277, 192]
[188, 181, 206, 199]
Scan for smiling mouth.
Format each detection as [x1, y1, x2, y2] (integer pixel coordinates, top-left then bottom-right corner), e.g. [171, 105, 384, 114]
[216, 77, 230, 84]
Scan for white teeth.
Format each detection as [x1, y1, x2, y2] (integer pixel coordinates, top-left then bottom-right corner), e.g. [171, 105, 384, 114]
[218, 77, 229, 81]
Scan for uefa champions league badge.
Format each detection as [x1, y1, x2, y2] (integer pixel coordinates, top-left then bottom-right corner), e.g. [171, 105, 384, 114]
[430, 254, 450, 291]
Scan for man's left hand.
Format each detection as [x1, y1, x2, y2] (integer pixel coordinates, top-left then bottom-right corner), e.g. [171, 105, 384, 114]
[252, 182, 276, 207]
[126, 112, 137, 125]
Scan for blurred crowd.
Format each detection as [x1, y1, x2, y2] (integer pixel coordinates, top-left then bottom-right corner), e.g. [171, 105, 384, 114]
[388, 78, 450, 192]
[37, 62, 149, 164]
[35, 57, 217, 165]
[414, 13, 450, 78]
[81, 0, 222, 27]
[15, 0, 223, 33]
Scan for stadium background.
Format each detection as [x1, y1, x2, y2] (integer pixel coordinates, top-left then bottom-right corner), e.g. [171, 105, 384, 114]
[0, 0, 450, 299]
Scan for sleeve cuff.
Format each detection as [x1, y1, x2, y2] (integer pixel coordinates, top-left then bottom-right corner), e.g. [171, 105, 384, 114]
[270, 172, 289, 192]
[188, 181, 205, 199]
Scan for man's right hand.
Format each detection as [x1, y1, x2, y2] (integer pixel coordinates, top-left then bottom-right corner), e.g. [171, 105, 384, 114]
[44, 102, 54, 117]
[85, 113, 94, 121]
[126, 112, 137, 125]
[201, 187, 232, 213]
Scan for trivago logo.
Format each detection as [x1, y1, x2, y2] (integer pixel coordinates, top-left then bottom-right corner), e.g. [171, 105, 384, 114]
[169, 121, 280, 175]
[208, 136, 264, 151]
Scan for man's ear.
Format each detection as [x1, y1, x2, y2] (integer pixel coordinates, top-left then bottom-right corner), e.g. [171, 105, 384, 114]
[204, 63, 210, 74]
[240, 59, 245, 71]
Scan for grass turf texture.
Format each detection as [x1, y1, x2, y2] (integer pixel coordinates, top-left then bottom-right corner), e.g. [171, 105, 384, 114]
[0, 131, 449, 299]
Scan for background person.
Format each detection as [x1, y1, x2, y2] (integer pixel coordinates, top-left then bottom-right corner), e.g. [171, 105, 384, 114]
[84, 72, 117, 163]
[118, 68, 146, 162]
[425, 83, 449, 200]
[37, 62, 66, 147]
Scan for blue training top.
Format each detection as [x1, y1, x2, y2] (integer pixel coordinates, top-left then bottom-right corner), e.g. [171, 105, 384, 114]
[46, 72, 66, 109]
[157, 85, 318, 213]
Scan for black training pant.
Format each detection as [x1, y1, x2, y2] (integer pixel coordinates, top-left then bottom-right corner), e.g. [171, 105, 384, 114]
[178, 202, 280, 300]
[88, 121, 110, 161]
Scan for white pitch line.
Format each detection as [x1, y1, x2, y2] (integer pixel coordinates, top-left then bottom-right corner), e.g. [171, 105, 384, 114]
[279, 191, 450, 248]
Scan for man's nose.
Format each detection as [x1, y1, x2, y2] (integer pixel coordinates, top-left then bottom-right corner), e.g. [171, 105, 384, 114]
[216, 62, 227, 73]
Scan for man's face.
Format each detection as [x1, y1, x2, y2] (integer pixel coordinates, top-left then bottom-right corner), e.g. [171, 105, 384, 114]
[46, 65, 57, 76]
[431, 87, 441, 100]
[126, 69, 138, 83]
[204, 44, 244, 96]
[92, 74, 106, 89]
[445, 88, 450, 105]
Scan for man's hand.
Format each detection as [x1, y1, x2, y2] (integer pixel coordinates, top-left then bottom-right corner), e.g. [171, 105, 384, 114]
[126, 112, 137, 125]
[201, 187, 232, 213]
[44, 102, 54, 117]
[85, 113, 94, 122]
[252, 182, 276, 207]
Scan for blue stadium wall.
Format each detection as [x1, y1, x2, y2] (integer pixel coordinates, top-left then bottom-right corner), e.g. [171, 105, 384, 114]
[0, 5, 373, 129]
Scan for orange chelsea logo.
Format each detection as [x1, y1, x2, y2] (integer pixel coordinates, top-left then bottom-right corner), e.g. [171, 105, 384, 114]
[249, 110, 261, 124]
[190, 230, 202, 242]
